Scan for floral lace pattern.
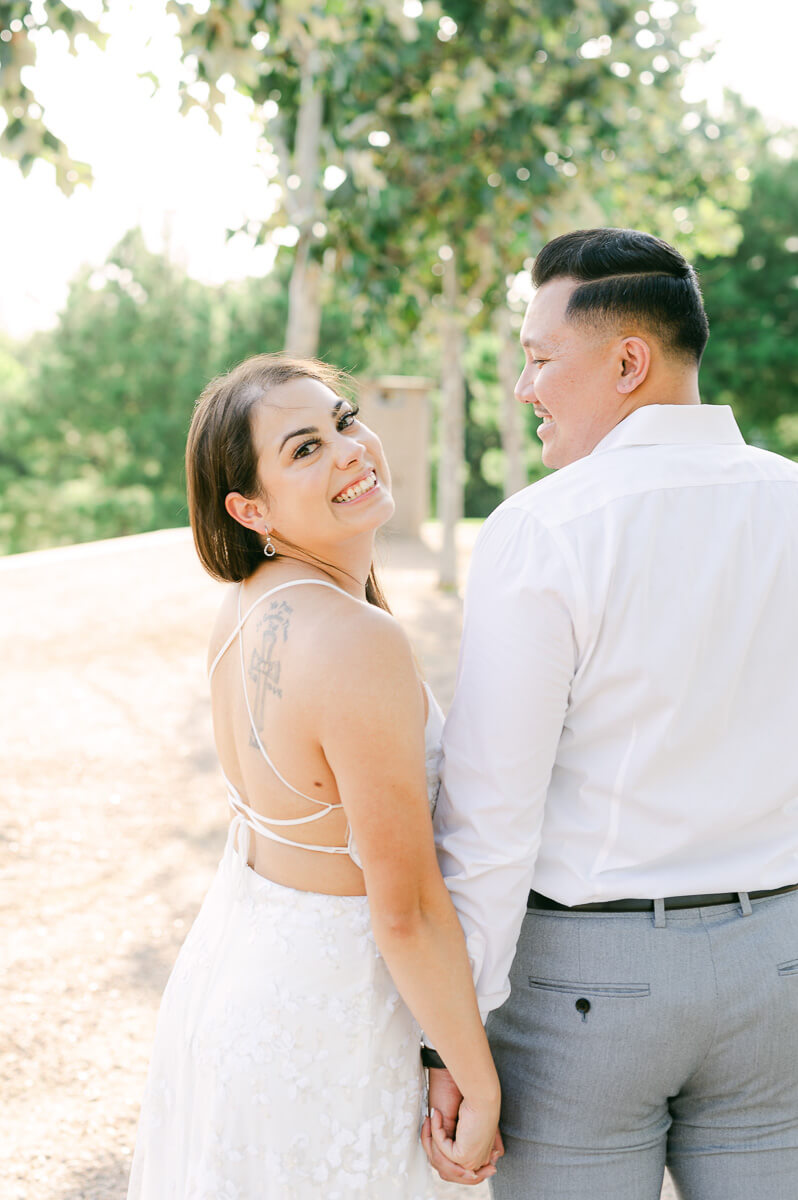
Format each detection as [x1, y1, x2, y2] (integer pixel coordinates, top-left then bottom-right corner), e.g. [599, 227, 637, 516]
[128, 690, 489, 1198]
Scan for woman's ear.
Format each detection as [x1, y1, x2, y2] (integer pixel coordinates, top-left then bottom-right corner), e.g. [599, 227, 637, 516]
[616, 336, 652, 395]
[224, 492, 268, 533]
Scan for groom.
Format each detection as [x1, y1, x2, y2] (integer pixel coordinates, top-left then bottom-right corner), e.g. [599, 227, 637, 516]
[425, 228, 798, 1198]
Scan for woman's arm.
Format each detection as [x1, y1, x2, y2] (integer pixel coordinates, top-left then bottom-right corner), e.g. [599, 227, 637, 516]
[314, 604, 500, 1174]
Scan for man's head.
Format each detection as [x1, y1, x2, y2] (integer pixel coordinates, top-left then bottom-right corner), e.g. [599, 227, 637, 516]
[516, 228, 708, 468]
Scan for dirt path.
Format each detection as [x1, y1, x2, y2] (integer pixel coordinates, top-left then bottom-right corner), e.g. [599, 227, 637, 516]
[1, 525, 675, 1199]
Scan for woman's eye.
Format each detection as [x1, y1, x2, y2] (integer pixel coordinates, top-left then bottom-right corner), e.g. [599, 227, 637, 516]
[293, 439, 320, 460]
[533, 358, 548, 367]
[292, 406, 359, 459]
[338, 406, 359, 430]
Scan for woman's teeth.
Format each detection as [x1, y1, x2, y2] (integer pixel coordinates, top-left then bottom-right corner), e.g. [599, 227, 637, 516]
[333, 470, 378, 503]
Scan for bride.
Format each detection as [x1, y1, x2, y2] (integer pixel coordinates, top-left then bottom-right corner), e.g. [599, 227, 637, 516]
[127, 354, 501, 1197]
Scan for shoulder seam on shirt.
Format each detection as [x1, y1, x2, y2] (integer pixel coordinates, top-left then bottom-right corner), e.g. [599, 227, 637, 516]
[540, 521, 589, 649]
[477, 504, 590, 651]
[500, 473, 798, 532]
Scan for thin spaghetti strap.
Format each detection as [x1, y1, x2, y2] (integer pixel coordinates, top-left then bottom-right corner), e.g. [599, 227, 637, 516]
[236, 578, 356, 807]
[227, 791, 352, 855]
[208, 612, 242, 681]
[208, 578, 352, 680]
[222, 770, 337, 827]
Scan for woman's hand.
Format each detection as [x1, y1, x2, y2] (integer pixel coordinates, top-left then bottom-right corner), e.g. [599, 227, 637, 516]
[422, 1069, 503, 1184]
[422, 1090, 503, 1184]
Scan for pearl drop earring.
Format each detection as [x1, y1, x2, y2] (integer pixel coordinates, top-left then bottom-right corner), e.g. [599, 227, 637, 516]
[263, 529, 276, 558]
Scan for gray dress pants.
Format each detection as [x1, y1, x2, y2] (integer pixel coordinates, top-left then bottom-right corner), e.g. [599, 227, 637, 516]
[487, 890, 798, 1200]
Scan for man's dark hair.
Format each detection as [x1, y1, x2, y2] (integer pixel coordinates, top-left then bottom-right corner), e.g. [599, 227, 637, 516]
[532, 228, 709, 364]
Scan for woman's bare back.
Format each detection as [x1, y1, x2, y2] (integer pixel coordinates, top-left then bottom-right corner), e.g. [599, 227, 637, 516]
[207, 565, 428, 896]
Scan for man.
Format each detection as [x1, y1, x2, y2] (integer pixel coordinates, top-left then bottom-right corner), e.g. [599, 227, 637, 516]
[424, 228, 798, 1198]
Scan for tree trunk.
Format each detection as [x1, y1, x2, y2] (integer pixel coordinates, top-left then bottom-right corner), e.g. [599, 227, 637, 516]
[496, 305, 527, 498]
[285, 235, 322, 357]
[284, 49, 323, 358]
[438, 253, 465, 590]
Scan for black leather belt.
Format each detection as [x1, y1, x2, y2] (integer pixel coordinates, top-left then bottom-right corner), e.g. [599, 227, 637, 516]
[527, 883, 798, 913]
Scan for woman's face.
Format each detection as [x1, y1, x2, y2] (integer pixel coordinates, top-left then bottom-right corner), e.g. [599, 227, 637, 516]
[248, 376, 394, 550]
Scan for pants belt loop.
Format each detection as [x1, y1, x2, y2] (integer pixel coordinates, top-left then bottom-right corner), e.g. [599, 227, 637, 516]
[653, 897, 666, 929]
[738, 890, 753, 917]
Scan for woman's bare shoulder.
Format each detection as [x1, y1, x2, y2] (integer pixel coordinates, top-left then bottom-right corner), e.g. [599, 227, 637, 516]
[206, 583, 242, 675]
[305, 594, 418, 709]
[205, 574, 413, 701]
[316, 591, 410, 651]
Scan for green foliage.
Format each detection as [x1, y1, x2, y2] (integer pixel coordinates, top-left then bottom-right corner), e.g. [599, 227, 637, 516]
[0, 333, 33, 487]
[321, 0, 752, 325]
[0, 230, 217, 552]
[0, 228, 413, 554]
[213, 258, 380, 375]
[0, 1, 106, 192]
[2, 133, 798, 554]
[165, 0, 752, 330]
[697, 148, 798, 452]
[460, 330, 554, 518]
[464, 334, 504, 518]
[213, 268, 291, 372]
[1, 3, 795, 551]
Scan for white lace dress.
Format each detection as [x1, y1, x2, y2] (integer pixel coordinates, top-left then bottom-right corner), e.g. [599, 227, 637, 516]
[127, 582, 490, 1200]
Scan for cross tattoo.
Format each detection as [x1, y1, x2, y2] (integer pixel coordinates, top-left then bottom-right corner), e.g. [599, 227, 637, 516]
[248, 600, 292, 747]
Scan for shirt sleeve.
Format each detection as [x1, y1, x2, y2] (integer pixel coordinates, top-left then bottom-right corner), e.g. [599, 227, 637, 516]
[434, 504, 578, 1021]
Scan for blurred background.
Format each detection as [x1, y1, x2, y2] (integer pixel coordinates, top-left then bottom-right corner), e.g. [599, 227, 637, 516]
[1, 0, 796, 586]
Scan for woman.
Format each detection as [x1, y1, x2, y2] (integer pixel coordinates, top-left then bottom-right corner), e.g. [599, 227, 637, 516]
[127, 354, 501, 1198]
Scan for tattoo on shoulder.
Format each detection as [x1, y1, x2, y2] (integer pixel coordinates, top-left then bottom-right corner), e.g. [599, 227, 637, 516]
[248, 600, 292, 747]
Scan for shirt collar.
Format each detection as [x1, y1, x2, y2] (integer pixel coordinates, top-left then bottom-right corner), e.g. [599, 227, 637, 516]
[591, 404, 745, 456]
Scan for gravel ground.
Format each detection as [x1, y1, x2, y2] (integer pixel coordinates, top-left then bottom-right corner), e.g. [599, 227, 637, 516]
[1, 524, 675, 1200]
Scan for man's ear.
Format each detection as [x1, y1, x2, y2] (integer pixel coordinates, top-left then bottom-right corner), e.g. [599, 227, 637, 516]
[225, 491, 268, 533]
[617, 336, 652, 395]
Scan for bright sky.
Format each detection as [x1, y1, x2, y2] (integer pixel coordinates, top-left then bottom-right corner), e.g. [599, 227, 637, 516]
[1, 0, 796, 339]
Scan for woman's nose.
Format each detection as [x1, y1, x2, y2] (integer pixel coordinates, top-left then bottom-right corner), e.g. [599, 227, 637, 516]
[336, 434, 367, 468]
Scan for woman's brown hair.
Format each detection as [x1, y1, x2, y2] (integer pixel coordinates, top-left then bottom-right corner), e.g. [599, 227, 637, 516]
[185, 353, 391, 611]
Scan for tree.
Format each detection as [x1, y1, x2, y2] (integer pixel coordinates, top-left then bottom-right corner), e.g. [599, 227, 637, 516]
[495, 305, 528, 499]
[324, 0, 753, 581]
[0, 230, 218, 552]
[1, 1, 771, 575]
[0, 224, 389, 556]
[156, 2, 755, 583]
[0, 333, 34, 541]
[696, 144, 798, 449]
[0, 1, 105, 192]
[166, 0, 434, 357]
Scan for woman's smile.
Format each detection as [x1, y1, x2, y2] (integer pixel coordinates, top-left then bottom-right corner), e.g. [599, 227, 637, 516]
[331, 469, 380, 504]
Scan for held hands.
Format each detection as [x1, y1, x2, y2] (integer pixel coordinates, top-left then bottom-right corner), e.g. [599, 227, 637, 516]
[421, 1068, 504, 1186]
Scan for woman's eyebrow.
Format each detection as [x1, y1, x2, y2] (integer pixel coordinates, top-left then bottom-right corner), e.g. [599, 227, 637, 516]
[279, 400, 345, 452]
[280, 425, 317, 451]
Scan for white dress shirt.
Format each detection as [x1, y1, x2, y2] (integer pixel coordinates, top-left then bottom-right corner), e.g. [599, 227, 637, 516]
[435, 403, 798, 1021]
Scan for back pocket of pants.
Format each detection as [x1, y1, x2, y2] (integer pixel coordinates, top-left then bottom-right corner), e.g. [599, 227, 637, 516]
[777, 959, 798, 977]
[527, 977, 650, 998]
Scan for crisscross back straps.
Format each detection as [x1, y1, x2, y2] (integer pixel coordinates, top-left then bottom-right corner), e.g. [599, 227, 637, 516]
[210, 579, 355, 811]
